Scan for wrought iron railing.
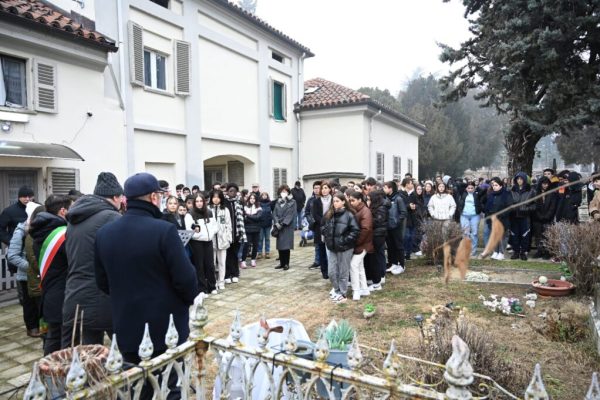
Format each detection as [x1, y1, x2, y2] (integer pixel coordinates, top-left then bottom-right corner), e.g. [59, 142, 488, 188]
[23, 293, 600, 399]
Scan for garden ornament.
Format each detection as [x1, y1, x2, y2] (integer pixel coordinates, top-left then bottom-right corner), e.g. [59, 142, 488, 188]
[24, 363, 46, 400]
[165, 314, 179, 353]
[138, 323, 154, 364]
[105, 334, 123, 374]
[66, 347, 87, 391]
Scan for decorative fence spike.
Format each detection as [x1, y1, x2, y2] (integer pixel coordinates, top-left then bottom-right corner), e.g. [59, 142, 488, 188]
[230, 310, 242, 345]
[165, 313, 179, 353]
[23, 362, 46, 400]
[139, 323, 154, 365]
[347, 332, 363, 371]
[383, 339, 398, 379]
[66, 347, 87, 392]
[314, 329, 330, 363]
[105, 333, 124, 374]
[283, 322, 297, 354]
[524, 364, 549, 400]
[444, 335, 474, 400]
[189, 292, 209, 340]
[586, 372, 600, 400]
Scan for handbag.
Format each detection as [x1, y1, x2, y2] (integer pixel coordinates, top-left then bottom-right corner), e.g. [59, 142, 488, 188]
[271, 226, 279, 238]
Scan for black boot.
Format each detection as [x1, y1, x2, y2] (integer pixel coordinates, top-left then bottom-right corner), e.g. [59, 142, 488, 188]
[511, 251, 520, 260]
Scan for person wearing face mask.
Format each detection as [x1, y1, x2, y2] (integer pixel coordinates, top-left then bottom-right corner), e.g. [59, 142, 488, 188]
[272, 185, 297, 270]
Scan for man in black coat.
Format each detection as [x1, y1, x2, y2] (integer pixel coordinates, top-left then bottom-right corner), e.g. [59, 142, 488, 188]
[291, 181, 306, 230]
[0, 186, 34, 273]
[62, 172, 124, 348]
[95, 173, 198, 366]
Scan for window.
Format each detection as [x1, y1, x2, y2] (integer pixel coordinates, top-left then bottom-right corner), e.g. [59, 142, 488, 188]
[408, 159, 414, 175]
[149, 0, 169, 8]
[269, 78, 287, 121]
[144, 49, 166, 90]
[273, 168, 288, 196]
[376, 152, 384, 182]
[271, 52, 284, 63]
[393, 156, 401, 180]
[0, 55, 27, 108]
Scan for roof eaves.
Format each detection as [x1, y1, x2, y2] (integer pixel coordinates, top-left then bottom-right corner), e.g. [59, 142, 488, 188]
[366, 100, 427, 133]
[208, 0, 314, 57]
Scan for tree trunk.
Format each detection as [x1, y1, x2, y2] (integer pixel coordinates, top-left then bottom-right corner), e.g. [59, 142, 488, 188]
[505, 123, 542, 178]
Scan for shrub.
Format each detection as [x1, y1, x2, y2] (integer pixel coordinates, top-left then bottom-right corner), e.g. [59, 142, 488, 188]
[544, 222, 600, 295]
[419, 220, 463, 264]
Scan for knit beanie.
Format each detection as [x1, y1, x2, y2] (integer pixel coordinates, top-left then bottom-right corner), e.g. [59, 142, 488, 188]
[18, 186, 34, 198]
[93, 172, 124, 197]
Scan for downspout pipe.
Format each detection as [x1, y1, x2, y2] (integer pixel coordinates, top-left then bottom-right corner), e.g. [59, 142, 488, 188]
[296, 51, 306, 183]
[369, 109, 382, 177]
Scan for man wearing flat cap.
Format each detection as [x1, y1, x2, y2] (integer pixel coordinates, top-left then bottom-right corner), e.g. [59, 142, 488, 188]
[62, 172, 124, 348]
[94, 173, 198, 380]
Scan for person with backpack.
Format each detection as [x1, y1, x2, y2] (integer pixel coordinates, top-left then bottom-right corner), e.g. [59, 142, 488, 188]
[383, 181, 407, 275]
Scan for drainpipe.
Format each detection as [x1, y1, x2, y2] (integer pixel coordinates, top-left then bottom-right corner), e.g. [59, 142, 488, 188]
[296, 52, 306, 183]
[369, 109, 382, 177]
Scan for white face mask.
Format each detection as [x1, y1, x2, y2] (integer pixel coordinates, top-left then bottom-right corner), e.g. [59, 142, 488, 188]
[281, 192, 288, 199]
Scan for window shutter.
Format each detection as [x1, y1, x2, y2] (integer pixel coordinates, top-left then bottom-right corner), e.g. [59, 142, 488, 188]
[33, 60, 57, 113]
[273, 168, 280, 196]
[227, 161, 244, 186]
[281, 168, 287, 185]
[268, 77, 274, 117]
[282, 82, 288, 120]
[128, 21, 144, 86]
[174, 40, 191, 95]
[47, 168, 79, 195]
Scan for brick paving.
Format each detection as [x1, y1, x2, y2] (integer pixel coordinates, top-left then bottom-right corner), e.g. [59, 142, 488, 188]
[0, 234, 329, 398]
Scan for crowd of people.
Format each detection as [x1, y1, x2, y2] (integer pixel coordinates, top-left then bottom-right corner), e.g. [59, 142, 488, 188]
[0, 167, 598, 367]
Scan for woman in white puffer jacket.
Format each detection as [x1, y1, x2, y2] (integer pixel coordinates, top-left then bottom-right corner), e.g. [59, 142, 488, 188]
[427, 182, 457, 221]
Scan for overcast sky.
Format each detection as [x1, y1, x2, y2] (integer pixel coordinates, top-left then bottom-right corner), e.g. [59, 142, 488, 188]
[255, 0, 472, 95]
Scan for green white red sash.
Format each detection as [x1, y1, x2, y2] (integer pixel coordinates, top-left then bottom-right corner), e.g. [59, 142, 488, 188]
[39, 226, 66, 285]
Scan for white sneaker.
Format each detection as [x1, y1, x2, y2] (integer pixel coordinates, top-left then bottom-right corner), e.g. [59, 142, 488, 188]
[352, 292, 361, 301]
[369, 283, 382, 291]
[380, 277, 386, 284]
[211, 289, 218, 295]
[386, 266, 394, 273]
[366, 280, 373, 285]
[224, 278, 232, 284]
[415, 251, 423, 257]
[391, 264, 405, 275]
[334, 295, 347, 304]
[490, 252, 499, 260]
[240, 261, 247, 269]
[496, 253, 505, 261]
[218, 282, 225, 290]
[360, 289, 370, 297]
[329, 288, 337, 299]
[331, 293, 344, 302]
[250, 260, 256, 267]
[232, 277, 239, 283]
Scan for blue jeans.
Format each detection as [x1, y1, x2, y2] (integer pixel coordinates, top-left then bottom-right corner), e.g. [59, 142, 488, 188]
[258, 226, 271, 253]
[404, 226, 415, 257]
[483, 219, 491, 249]
[314, 242, 321, 264]
[296, 209, 304, 229]
[460, 214, 480, 255]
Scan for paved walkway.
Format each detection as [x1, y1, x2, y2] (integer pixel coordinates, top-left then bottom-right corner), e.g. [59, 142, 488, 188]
[0, 234, 330, 398]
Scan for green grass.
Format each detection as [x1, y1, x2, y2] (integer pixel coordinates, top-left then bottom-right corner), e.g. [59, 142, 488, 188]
[407, 256, 561, 272]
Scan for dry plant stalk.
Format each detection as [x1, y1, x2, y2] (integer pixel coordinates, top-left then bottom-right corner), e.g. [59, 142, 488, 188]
[421, 220, 462, 264]
[545, 222, 600, 295]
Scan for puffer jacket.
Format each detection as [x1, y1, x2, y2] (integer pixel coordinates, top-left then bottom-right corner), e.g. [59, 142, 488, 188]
[7, 222, 28, 282]
[484, 187, 513, 230]
[243, 204, 262, 234]
[510, 172, 535, 218]
[259, 199, 273, 228]
[185, 210, 218, 242]
[534, 177, 558, 223]
[555, 172, 583, 223]
[321, 208, 360, 252]
[427, 194, 457, 221]
[371, 200, 388, 238]
[353, 202, 373, 254]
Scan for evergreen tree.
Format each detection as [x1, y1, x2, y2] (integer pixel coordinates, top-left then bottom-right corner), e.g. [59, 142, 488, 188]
[439, 0, 600, 176]
[556, 127, 600, 168]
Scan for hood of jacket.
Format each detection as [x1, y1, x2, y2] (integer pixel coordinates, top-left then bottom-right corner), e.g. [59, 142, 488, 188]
[513, 172, 530, 187]
[29, 211, 67, 240]
[536, 176, 554, 192]
[66, 194, 117, 225]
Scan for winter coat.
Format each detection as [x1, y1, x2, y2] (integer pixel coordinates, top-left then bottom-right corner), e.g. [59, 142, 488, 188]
[510, 172, 535, 218]
[399, 191, 418, 228]
[590, 190, 600, 220]
[311, 195, 330, 244]
[209, 205, 232, 250]
[555, 184, 583, 223]
[185, 210, 218, 242]
[0, 200, 27, 246]
[273, 195, 297, 251]
[353, 202, 373, 254]
[304, 195, 317, 229]
[224, 194, 247, 243]
[321, 208, 360, 252]
[94, 199, 199, 354]
[259, 199, 273, 228]
[291, 187, 307, 211]
[484, 188, 513, 230]
[456, 191, 484, 217]
[370, 200, 389, 238]
[24, 235, 41, 297]
[62, 195, 122, 330]
[427, 194, 457, 221]
[163, 212, 186, 230]
[29, 212, 68, 324]
[243, 204, 262, 234]
[7, 222, 28, 281]
[534, 177, 558, 223]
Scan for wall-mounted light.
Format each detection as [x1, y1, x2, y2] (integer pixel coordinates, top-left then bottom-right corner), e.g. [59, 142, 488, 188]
[0, 121, 11, 133]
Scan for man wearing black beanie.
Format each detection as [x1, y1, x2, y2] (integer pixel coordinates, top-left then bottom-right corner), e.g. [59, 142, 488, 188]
[61, 172, 124, 347]
[0, 186, 34, 272]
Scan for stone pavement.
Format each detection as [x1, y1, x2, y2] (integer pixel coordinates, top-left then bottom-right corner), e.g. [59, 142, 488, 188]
[0, 234, 331, 398]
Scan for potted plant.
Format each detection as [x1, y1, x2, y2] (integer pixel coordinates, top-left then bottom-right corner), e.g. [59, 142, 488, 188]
[316, 319, 355, 367]
[363, 303, 376, 319]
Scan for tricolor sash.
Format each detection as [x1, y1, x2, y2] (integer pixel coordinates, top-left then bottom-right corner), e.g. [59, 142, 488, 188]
[39, 226, 67, 285]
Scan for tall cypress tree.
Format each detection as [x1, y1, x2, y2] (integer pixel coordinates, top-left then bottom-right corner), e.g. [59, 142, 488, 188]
[439, 0, 600, 176]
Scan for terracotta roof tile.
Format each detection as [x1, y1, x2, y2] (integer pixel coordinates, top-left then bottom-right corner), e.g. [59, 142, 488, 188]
[0, 0, 117, 50]
[299, 78, 426, 133]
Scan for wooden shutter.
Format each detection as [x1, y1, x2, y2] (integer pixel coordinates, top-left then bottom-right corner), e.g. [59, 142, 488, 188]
[33, 60, 57, 113]
[128, 21, 144, 86]
[268, 77, 274, 117]
[47, 168, 79, 195]
[174, 40, 191, 95]
[282, 82, 288, 120]
[227, 161, 244, 186]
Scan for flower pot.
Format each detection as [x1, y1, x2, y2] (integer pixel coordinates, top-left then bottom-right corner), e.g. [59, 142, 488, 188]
[313, 345, 349, 398]
[532, 279, 575, 297]
[363, 310, 376, 319]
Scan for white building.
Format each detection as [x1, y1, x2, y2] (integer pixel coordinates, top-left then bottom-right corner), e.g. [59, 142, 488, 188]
[298, 78, 425, 187]
[0, 0, 123, 210]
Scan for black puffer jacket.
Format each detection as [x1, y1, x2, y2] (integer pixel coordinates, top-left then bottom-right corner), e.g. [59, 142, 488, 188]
[321, 208, 360, 252]
[555, 172, 583, 223]
[370, 200, 389, 238]
[534, 177, 558, 223]
[29, 212, 68, 324]
[510, 172, 535, 218]
[0, 201, 27, 246]
[63, 195, 121, 330]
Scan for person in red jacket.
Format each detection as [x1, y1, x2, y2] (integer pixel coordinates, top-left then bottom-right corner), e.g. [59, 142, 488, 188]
[348, 191, 373, 301]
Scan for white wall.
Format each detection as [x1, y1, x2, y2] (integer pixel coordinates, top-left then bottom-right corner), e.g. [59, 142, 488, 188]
[372, 116, 420, 181]
[134, 130, 186, 184]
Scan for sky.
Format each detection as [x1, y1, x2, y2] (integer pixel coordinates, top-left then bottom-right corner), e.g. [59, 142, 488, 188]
[255, 0, 472, 95]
